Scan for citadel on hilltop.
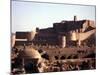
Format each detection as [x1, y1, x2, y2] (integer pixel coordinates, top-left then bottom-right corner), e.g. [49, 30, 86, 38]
[12, 16, 96, 48]
[11, 16, 96, 74]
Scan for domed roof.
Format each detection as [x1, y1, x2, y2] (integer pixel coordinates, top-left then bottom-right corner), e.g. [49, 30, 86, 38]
[18, 47, 41, 59]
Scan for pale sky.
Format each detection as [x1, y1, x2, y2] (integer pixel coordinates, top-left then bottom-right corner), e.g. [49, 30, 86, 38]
[12, 0, 96, 33]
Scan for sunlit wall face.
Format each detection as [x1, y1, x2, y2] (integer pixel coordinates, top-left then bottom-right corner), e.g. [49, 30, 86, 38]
[71, 31, 77, 41]
[11, 34, 16, 47]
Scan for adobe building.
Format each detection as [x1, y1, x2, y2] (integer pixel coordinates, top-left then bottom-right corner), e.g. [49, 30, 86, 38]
[12, 16, 96, 48]
[12, 31, 36, 46]
[33, 16, 96, 48]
